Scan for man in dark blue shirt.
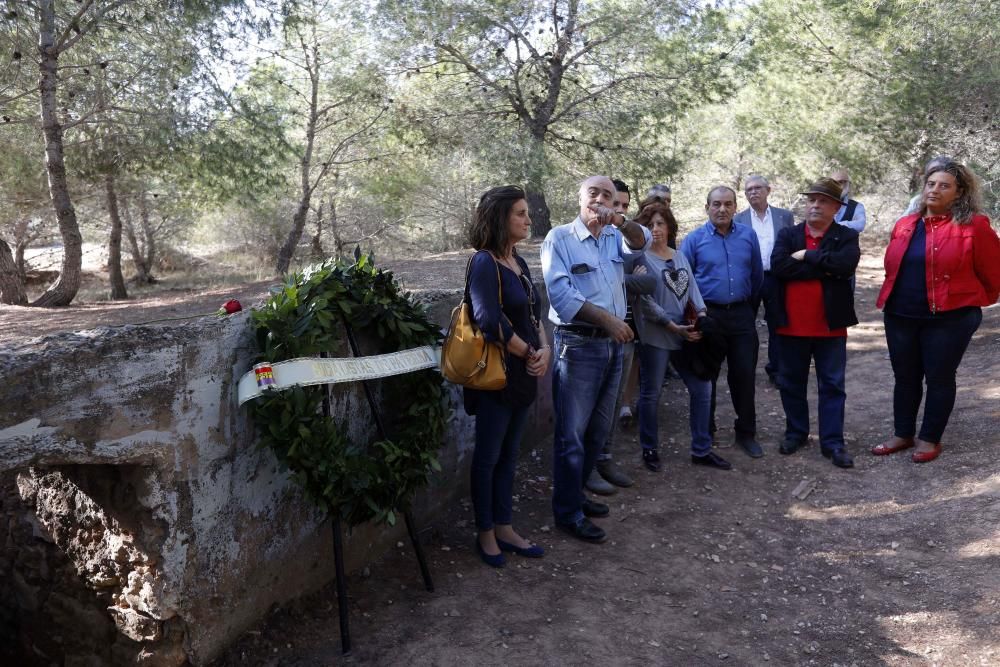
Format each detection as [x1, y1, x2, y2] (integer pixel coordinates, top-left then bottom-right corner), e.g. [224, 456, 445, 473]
[680, 186, 765, 460]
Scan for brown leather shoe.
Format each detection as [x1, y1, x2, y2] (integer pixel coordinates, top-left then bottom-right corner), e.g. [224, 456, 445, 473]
[871, 437, 915, 456]
[911, 443, 942, 463]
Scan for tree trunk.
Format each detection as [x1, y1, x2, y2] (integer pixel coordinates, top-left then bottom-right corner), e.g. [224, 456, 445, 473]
[121, 197, 151, 284]
[311, 199, 324, 259]
[105, 173, 128, 300]
[32, 2, 82, 307]
[136, 190, 157, 275]
[13, 219, 31, 280]
[525, 135, 552, 237]
[277, 200, 312, 274]
[527, 189, 551, 238]
[0, 238, 28, 305]
[14, 241, 28, 281]
[276, 67, 320, 274]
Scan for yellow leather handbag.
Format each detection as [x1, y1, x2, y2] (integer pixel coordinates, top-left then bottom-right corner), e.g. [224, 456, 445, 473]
[441, 252, 507, 390]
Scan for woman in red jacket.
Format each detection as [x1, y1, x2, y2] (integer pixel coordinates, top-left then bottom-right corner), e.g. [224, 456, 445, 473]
[873, 161, 1000, 462]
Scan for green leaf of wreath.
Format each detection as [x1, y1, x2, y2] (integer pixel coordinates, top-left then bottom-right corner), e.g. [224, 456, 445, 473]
[249, 255, 448, 527]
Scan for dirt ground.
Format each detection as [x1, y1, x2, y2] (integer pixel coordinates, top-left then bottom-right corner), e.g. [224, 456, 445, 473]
[3, 247, 999, 666]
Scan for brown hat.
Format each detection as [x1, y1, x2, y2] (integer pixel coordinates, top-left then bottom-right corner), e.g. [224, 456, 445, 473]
[800, 178, 844, 203]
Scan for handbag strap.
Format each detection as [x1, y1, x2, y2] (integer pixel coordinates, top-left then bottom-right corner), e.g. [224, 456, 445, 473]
[463, 250, 503, 306]
[463, 250, 505, 341]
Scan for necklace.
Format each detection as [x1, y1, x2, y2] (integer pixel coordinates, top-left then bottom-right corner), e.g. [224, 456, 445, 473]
[495, 251, 521, 275]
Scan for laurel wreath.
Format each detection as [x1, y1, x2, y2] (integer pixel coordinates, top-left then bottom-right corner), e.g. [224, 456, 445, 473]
[248, 253, 448, 527]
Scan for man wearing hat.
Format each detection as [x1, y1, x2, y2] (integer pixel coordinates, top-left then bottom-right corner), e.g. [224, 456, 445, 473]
[770, 178, 861, 468]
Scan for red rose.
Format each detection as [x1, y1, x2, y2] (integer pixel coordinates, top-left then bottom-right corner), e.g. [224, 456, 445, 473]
[218, 299, 243, 316]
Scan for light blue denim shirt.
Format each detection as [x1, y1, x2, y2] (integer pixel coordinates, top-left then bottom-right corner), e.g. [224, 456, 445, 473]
[541, 216, 651, 325]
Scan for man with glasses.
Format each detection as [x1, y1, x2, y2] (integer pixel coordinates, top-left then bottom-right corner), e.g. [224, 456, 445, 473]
[735, 175, 794, 385]
[829, 169, 867, 233]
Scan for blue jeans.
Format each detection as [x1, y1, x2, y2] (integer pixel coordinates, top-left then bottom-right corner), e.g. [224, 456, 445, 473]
[551, 331, 623, 525]
[637, 343, 669, 453]
[471, 391, 530, 531]
[638, 344, 713, 456]
[776, 335, 847, 452]
[884, 309, 981, 443]
[671, 350, 713, 456]
[599, 340, 635, 461]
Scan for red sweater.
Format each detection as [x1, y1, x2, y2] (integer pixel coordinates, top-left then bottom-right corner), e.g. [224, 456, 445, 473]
[877, 213, 1000, 313]
[777, 227, 846, 337]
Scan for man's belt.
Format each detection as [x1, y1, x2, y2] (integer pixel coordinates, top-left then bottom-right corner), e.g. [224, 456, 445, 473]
[556, 324, 609, 338]
[704, 300, 749, 310]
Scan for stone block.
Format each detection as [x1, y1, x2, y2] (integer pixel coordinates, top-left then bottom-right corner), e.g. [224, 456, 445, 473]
[109, 606, 162, 642]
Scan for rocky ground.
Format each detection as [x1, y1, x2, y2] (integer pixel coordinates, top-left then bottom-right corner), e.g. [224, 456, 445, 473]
[210, 255, 999, 666]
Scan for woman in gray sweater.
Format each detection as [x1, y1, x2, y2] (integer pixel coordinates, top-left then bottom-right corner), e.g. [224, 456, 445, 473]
[633, 202, 731, 472]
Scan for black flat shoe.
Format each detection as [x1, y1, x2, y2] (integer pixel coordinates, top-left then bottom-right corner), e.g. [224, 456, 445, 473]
[736, 437, 764, 458]
[556, 518, 606, 543]
[822, 448, 855, 469]
[581, 498, 609, 518]
[691, 452, 732, 470]
[642, 448, 661, 472]
[496, 539, 545, 558]
[779, 438, 808, 455]
[475, 540, 505, 568]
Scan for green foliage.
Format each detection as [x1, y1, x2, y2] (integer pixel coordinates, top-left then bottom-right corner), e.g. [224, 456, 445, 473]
[741, 0, 999, 199]
[248, 253, 448, 526]
[379, 0, 750, 213]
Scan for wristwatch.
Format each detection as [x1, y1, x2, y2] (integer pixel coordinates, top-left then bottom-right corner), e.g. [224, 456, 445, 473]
[613, 213, 630, 229]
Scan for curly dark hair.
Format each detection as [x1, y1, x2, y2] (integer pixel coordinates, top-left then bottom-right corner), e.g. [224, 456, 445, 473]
[635, 201, 677, 248]
[468, 185, 526, 254]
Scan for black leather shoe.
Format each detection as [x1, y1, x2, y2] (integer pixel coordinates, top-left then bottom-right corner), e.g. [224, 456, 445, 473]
[822, 448, 855, 468]
[642, 448, 661, 472]
[581, 498, 609, 518]
[779, 438, 807, 455]
[691, 452, 732, 470]
[736, 437, 765, 458]
[596, 459, 634, 488]
[556, 517, 606, 543]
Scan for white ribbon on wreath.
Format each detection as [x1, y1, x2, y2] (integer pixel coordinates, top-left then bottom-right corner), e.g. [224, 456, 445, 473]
[237, 345, 442, 406]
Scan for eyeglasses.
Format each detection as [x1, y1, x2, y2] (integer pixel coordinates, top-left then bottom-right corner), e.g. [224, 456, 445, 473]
[518, 273, 539, 329]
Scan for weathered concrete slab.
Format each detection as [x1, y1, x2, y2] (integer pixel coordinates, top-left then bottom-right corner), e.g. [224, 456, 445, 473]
[0, 280, 553, 665]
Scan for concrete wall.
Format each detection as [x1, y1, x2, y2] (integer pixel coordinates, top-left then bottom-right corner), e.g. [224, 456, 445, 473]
[0, 283, 553, 665]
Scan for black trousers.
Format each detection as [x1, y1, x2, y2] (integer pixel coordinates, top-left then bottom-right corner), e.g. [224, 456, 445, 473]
[884, 309, 981, 443]
[706, 302, 759, 439]
[758, 272, 781, 379]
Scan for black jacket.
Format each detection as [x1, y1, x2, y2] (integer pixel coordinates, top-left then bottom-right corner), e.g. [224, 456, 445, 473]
[678, 315, 726, 381]
[770, 222, 860, 331]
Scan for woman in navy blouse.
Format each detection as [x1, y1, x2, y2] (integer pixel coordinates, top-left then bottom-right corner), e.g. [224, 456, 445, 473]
[465, 185, 550, 567]
[873, 161, 1000, 463]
